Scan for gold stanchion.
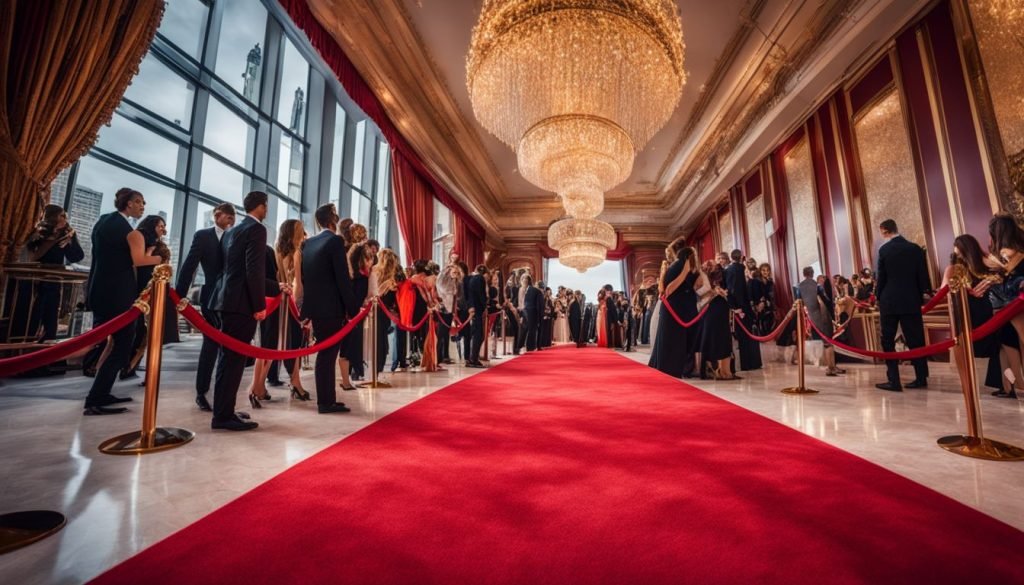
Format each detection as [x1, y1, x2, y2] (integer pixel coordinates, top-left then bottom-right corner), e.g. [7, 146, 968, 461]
[360, 297, 391, 388]
[277, 291, 290, 352]
[501, 309, 508, 356]
[781, 299, 818, 395]
[99, 265, 196, 455]
[938, 266, 1024, 460]
[0, 510, 66, 555]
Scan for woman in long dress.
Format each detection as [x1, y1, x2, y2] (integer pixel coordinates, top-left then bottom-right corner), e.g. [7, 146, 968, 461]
[274, 219, 309, 400]
[650, 242, 702, 377]
[596, 289, 608, 347]
[410, 260, 440, 371]
[700, 264, 737, 379]
[369, 248, 399, 377]
[345, 233, 371, 383]
[553, 297, 570, 343]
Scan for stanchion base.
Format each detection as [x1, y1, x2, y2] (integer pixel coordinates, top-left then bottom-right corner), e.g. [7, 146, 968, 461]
[937, 435, 1024, 461]
[781, 386, 819, 395]
[0, 510, 66, 555]
[98, 427, 195, 455]
[358, 381, 393, 388]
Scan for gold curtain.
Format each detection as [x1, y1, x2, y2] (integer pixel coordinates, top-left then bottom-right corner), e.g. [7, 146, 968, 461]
[0, 0, 164, 264]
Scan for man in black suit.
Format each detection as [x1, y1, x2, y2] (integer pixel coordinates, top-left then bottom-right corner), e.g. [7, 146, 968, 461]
[175, 202, 235, 411]
[506, 272, 521, 355]
[465, 264, 489, 367]
[874, 219, 931, 391]
[602, 284, 618, 346]
[83, 188, 163, 415]
[726, 249, 762, 371]
[569, 290, 584, 348]
[209, 191, 270, 431]
[523, 275, 543, 351]
[300, 203, 357, 414]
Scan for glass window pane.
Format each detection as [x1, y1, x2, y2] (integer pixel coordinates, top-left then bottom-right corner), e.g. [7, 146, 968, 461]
[276, 134, 304, 201]
[352, 121, 367, 189]
[199, 153, 248, 207]
[71, 156, 182, 267]
[123, 52, 195, 130]
[277, 37, 309, 134]
[329, 104, 347, 200]
[745, 196, 768, 266]
[784, 139, 822, 276]
[214, 0, 268, 103]
[375, 142, 390, 242]
[95, 113, 185, 181]
[273, 197, 300, 248]
[356, 194, 372, 227]
[49, 166, 73, 206]
[853, 90, 925, 257]
[204, 97, 255, 168]
[433, 200, 451, 238]
[186, 200, 215, 297]
[160, 0, 208, 59]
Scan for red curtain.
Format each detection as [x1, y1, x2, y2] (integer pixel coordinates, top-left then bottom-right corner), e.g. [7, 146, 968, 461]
[768, 152, 794, 310]
[391, 150, 434, 262]
[278, 0, 484, 240]
[454, 214, 483, 269]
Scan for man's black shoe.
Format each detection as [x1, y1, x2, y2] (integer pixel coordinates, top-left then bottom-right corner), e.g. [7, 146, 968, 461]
[99, 395, 133, 405]
[84, 405, 129, 416]
[318, 403, 351, 414]
[196, 395, 213, 411]
[211, 416, 258, 431]
[905, 379, 928, 389]
[875, 382, 902, 392]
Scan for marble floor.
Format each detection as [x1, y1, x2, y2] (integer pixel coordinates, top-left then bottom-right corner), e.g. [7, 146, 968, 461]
[1, 338, 1023, 584]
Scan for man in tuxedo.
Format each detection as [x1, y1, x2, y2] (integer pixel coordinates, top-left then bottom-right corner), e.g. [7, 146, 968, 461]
[523, 275, 543, 351]
[874, 219, 930, 391]
[514, 270, 529, 354]
[83, 188, 162, 415]
[726, 249, 763, 371]
[601, 284, 618, 346]
[300, 203, 357, 413]
[465, 264, 489, 367]
[209, 191, 270, 431]
[175, 202, 235, 412]
[569, 290, 584, 348]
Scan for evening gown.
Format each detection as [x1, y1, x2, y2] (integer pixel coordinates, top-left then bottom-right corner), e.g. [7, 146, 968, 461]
[700, 295, 732, 362]
[650, 263, 698, 377]
[596, 304, 608, 347]
[346, 269, 369, 377]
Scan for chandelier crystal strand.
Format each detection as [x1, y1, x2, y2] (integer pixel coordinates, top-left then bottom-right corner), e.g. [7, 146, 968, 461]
[547, 218, 617, 272]
[468, 0, 686, 240]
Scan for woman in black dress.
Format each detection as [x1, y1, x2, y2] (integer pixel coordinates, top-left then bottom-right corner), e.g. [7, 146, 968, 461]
[649, 240, 699, 377]
[346, 237, 371, 381]
[122, 215, 172, 379]
[25, 205, 85, 341]
[700, 262, 736, 380]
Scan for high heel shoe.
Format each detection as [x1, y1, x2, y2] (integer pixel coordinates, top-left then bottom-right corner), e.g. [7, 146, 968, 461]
[290, 386, 311, 401]
[248, 393, 262, 409]
[339, 383, 357, 391]
[262, 390, 272, 401]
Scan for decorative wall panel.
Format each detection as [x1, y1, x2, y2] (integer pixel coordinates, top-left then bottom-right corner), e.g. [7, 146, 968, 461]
[784, 139, 822, 275]
[968, 0, 1024, 196]
[745, 196, 769, 266]
[718, 210, 733, 254]
[853, 90, 927, 256]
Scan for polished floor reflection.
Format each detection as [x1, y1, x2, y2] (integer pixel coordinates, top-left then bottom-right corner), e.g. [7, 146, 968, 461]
[1, 339, 1022, 583]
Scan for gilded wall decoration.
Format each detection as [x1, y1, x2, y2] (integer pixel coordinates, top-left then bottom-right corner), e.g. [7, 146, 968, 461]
[853, 90, 927, 254]
[745, 196, 769, 265]
[718, 211, 734, 254]
[784, 139, 823, 275]
[968, 0, 1024, 200]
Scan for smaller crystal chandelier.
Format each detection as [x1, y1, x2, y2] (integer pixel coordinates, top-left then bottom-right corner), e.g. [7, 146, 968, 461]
[548, 218, 616, 273]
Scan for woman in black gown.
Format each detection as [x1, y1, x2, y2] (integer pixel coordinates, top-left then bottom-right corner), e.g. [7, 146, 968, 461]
[700, 262, 736, 380]
[749, 263, 775, 336]
[346, 239, 371, 381]
[649, 240, 699, 377]
[123, 215, 172, 379]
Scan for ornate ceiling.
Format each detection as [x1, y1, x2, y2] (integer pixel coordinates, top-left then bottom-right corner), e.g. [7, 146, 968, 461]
[306, 0, 932, 247]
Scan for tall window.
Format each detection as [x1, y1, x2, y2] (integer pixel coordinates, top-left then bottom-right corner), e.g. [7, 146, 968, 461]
[785, 139, 823, 276]
[433, 200, 452, 264]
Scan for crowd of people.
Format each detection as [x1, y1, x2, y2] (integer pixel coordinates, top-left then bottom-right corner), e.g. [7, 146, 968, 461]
[20, 186, 1024, 426]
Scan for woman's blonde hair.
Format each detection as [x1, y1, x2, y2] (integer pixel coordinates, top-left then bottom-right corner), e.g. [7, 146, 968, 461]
[376, 248, 399, 292]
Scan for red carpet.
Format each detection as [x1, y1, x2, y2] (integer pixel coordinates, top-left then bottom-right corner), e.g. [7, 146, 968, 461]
[93, 347, 1024, 584]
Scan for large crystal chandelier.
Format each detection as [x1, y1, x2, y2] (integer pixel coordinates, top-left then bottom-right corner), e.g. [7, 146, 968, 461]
[547, 218, 617, 273]
[467, 0, 685, 217]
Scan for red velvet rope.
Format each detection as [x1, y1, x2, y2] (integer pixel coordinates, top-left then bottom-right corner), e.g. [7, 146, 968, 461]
[804, 309, 955, 360]
[733, 309, 795, 342]
[170, 290, 370, 360]
[920, 286, 949, 314]
[658, 296, 710, 329]
[378, 303, 431, 332]
[0, 305, 142, 377]
[263, 295, 301, 321]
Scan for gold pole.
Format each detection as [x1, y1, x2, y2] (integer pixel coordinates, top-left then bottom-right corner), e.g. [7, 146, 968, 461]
[502, 308, 508, 356]
[360, 297, 391, 388]
[782, 300, 818, 395]
[99, 264, 195, 455]
[277, 291, 290, 352]
[938, 265, 1024, 460]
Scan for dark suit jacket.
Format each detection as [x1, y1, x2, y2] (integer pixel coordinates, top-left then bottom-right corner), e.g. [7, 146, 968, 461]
[876, 235, 929, 314]
[264, 246, 281, 297]
[524, 286, 543, 318]
[300, 231, 357, 320]
[210, 216, 267, 315]
[568, 299, 582, 333]
[87, 212, 136, 316]
[174, 227, 223, 308]
[466, 273, 487, 314]
[725, 262, 752, 313]
[604, 293, 618, 323]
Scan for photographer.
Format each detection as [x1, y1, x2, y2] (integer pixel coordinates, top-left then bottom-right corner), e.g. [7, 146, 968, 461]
[26, 204, 84, 341]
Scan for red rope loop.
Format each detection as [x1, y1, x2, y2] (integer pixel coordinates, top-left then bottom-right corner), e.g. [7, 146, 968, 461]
[803, 308, 954, 360]
[658, 296, 710, 329]
[170, 290, 369, 360]
[0, 305, 142, 377]
[733, 308, 795, 342]
[920, 286, 949, 314]
[378, 303, 430, 332]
